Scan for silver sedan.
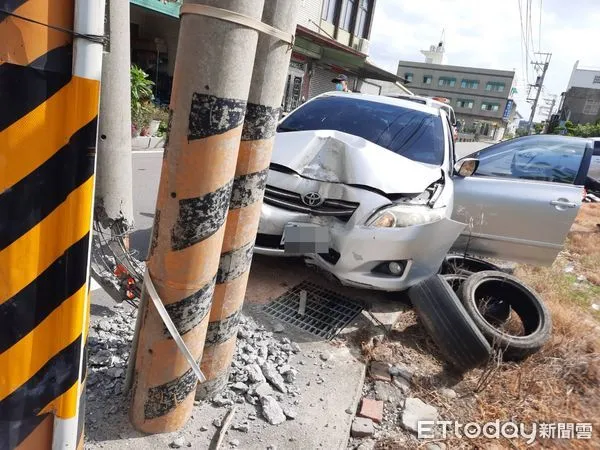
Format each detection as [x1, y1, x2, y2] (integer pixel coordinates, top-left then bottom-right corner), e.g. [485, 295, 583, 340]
[255, 93, 594, 291]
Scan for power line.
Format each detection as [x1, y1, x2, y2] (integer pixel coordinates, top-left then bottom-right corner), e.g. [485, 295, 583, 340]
[518, 0, 529, 83]
[538, 0, 543, 53]
[528, 0, 535, 63]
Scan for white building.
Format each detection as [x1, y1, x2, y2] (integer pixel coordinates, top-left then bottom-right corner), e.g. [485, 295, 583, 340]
[559, 60, 600, 124]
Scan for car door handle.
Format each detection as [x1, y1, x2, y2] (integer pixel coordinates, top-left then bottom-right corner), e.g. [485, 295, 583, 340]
[550, 199, 577, 209]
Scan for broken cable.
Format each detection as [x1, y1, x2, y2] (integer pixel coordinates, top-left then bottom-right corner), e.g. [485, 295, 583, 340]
[0, 9, 107, 45]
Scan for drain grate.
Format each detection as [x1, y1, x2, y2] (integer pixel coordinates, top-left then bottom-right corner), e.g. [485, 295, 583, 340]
[262, 281, 363, 340]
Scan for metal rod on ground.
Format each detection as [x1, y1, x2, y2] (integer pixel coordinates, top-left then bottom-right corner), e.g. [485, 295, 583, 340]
[196, 0, 300, 399]
[95, 0, 134, 235]
[128, 0, 265, 433]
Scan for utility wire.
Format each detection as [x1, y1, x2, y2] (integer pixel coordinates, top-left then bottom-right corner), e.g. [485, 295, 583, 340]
[538, 0, 543, 53]
[517, 0, 529, 84]
[528, 0, 536, 65]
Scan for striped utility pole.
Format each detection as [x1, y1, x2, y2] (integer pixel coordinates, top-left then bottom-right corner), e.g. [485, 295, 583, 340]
[196, 0, 300, 399]
[0, 0, 105, 448]
[129, 0, 266, 433]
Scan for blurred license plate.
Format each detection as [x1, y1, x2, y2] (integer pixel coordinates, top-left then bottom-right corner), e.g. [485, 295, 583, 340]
[282, 223, 329, 254]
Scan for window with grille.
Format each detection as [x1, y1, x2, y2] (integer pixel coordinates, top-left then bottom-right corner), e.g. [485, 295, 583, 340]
[438, 77, 456, 87]
[461, 79, 479, 89]
[322, 0, 337, 22]
[583, 99, 600, 115]
[485, 82, 505, 92]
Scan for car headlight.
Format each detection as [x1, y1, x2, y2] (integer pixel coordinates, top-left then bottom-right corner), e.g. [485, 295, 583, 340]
[366, 204, 447, 228]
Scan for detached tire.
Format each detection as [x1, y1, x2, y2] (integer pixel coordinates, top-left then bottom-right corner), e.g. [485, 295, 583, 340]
[440, 255, 501, 275]
[458, 271, 552, 361]
[441, 273, 469, 293]
[408, 275, 492, 372]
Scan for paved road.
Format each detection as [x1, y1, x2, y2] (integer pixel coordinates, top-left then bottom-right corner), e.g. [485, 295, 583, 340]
[455, 141, 490, 159]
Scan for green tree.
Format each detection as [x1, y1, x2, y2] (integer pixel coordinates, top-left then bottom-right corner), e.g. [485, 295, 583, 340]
[130, 65, 154, 129]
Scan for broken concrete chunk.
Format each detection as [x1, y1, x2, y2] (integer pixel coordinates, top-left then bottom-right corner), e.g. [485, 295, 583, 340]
[229, 439, 240, 447]
[282, 406, 297, 420]
[254, 382, 274, 399]
[260, 396, 286, 425]
[211, 395, 234, 407]
[231, 382, 249, 393]
[374, 380, 404, 404]
[232, 423, 249, 432]
[170, 437, 185, 448]
[401, 398, 439, 433]
[246, 363, 266, 383]
[273, 323, 285, 333]
[389, 364, 413, 381]
[356, 440, 375, 450]
[369, 361, 391, 382]
[438, 387, 457, 399]
[261, 363, 287, 393]
[351, 417, 374, 438]
[98, 320, 111, 332]
[392, 376, 411, 395]
[319, 352, 332, 361]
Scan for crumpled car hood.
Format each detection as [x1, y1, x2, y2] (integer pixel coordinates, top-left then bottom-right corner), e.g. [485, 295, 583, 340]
[271, 130, 442, 194]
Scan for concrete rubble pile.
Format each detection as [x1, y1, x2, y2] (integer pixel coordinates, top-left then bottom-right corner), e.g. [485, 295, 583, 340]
[86, 308, 301, 430]
[209, 315, 301, 425]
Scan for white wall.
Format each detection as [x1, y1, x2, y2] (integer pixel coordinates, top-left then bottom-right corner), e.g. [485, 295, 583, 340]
[296, 0, 323, 33]
[567, 61, 600, 90]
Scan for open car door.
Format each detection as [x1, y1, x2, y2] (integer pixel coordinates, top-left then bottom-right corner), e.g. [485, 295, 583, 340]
[452, 136, 594, 265]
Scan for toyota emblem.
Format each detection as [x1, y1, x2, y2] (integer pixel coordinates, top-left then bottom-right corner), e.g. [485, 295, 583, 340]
[301, 192, 323, 207]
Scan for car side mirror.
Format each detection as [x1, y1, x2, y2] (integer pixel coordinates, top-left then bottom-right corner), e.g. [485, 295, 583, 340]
[454, 158, 479, 177]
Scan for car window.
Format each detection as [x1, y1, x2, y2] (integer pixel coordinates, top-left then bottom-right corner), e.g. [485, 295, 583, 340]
[469, 137, 586, 184]
[277, 96, 445, 165]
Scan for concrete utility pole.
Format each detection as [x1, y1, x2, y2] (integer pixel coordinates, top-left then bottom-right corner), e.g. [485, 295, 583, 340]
[129, 0, 265, 433]
[197, 0, 300, 399]
[526, 52, 552, 134]
[545, 97, 556, 122]
[95, 0, 134, 233]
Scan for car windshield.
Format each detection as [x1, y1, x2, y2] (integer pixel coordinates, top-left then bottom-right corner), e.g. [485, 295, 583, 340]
[277, 96, 445, 165]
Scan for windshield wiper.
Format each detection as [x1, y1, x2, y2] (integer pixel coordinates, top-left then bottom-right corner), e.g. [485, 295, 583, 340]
[277, 125, 301, 132]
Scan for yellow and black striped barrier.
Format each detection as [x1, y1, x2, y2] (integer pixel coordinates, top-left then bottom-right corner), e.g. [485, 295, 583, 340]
[0, 1, 104, 448]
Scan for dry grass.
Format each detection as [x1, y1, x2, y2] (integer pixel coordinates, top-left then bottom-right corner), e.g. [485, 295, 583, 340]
[374, 204, 600, 449]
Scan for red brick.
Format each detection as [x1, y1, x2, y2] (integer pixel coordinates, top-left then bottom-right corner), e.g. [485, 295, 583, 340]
[358, 397, 384, 423]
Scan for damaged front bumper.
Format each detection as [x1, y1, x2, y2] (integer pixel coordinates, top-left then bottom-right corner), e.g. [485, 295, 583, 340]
[255, 201, 466, 291]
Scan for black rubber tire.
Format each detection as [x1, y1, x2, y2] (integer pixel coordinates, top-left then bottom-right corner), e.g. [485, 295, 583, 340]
[439, 255, 501, 276]
[408, 275, 492, 372]
[441, 273, 469, 293]
[458, 271, 552, 361]
[443, 273, 511, 326]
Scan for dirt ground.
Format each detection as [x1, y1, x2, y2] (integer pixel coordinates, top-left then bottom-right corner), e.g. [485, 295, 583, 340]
[367, 204, 600, 449]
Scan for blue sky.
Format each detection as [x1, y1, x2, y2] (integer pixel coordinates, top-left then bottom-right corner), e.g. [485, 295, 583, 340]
[368, 0, 600, 120]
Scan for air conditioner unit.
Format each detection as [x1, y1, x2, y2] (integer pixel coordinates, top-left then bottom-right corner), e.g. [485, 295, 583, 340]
[358, 38, 370, 54]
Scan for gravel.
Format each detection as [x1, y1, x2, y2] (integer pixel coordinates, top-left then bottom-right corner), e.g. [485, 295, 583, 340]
[86, 308, 302, 442]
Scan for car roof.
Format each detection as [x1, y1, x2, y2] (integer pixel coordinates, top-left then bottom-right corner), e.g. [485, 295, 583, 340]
[387, 94, 451, 109]
[317, 92, 441, 116]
